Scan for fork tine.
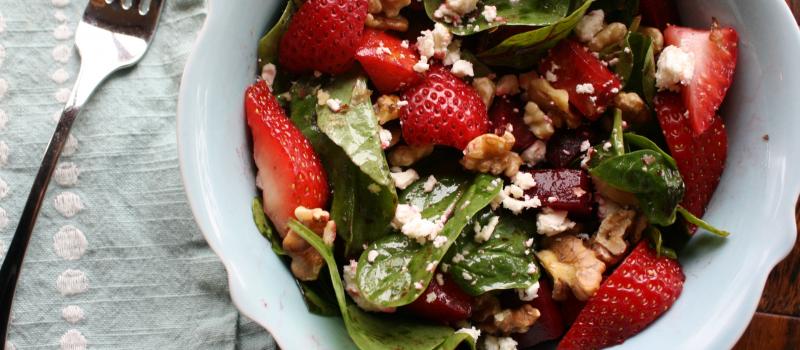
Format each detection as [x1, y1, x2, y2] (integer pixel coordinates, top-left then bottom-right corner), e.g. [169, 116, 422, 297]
[146, 0, 164, 16]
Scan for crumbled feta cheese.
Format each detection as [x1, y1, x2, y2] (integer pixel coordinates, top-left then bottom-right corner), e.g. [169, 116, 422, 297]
[392, 204, 422, 229]
[316, 89, 330, 106]
[414, 281, 425, 290]
[436, 273, 445, 285]
[401, 40, 409, 48]
[423, 175, 438, 192]
[494, 184, 542, 214]
[443, 40, 462, 66]
[326, 98, 344, 112]
[524, 238, 534, 247]
[495, 74, 520, 96]
[413, 56, 430, 73]
[455, 327, 481, 342]
[521, 140, 547, 165]
[575, 83, 595, 94]
[575, 9, 605, 43]
[261, 63, 277, 88]
[402, 217, 443, 243]
[494, 310, 510, 322]
[433, 3, 460, 23]
[390, 168, 420, 190]
[527, 262, 538, 274]
[367, 250, 379, 263]
[602, 141, 612, 151]
[547, 196, 558, 203]
[379, 128, 393, 149]
[481, 5, 498, 22]
[433, 235, 449, 248]
[572, 187, 587, 197]
[517, 281, 540, 301]
[462, 271, 473, 281]
[451, 59, 474, 78]
[344, 260, 396, 312]
[377, 41, 392, 55]
[483, 335, 518, 350]
[610, 87, 619, 93]
[536, 208, 576, 236]
[425, 261, 438, 272]
[655, 45, 695, 91]
[545, 69, 558, 83]
[580, 139, 591, 152]
[396, 100, 409, 107]
[452, 253, 465, 263]
[512, 172, 537, 190]
[416, 23, 452, 59]
[445, 0, 478, 16]
[474, 215, 500, 243]
[425, 291, 437, 303]
[642, 154, 656, 165]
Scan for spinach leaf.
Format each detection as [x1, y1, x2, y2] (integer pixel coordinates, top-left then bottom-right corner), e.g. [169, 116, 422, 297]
[611, 108, 625, 155]
[624, 132, 676, 168]
[676, 206, 730, 237]
[288, 220, 475, 350]
[423, 0, 572, 36]
[645, 225, 678, 259]
[252, 197, 285, 255]
[589, 149, 684, 226]
[357, 174, 503, 307]
[476, 0, 593, 69]
[296, 277, 341, 316]
[291, 80, 397, 257]
[257, 1, 295, 93]
[446, 210, 539, 295]
[616, 32, 656, 106]
[460, 49, 493, 78]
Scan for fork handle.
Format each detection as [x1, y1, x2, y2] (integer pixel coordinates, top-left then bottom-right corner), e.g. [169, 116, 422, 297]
[0, 60, 113, 340]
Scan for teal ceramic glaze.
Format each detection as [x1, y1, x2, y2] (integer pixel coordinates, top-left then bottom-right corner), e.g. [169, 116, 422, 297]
[177, 0, 800, 348]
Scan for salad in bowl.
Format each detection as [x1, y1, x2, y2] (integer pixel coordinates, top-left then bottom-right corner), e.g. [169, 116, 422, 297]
[244, 0, 739, 348]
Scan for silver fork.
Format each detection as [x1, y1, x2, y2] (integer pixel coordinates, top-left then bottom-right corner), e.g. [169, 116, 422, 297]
[0, 0, 164, 340]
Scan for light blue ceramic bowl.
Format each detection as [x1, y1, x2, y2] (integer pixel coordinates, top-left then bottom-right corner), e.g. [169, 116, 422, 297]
[177, 0, 800, 348]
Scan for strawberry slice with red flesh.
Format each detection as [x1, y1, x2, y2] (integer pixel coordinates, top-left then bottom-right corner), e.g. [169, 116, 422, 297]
[514, 279, 566, 348]
[524, 169, 593, 216]
[489, 95, 536, 152]
[639, 0, 680, 30]
[664, 24, 738, 136]
[246, 80, 330, 235]
[278, 0, 368, 75]
[400, 66, 490, 150]
[404, 274, 474, 323]
[355, 29, 422, 94]
[558, 241, 685, 350]
[655, 91, 727, 226]
[538, 40, 622, 120]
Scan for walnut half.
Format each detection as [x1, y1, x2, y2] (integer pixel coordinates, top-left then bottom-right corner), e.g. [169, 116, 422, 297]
[460, 132, 522, 177]
[283, 206, 336, 281]
[472, 295, 541, 335]
[536, 235, 606, 301]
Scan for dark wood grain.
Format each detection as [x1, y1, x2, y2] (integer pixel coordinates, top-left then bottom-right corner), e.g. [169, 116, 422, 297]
[733, 313, 800, 350]
[756, 203, 800, 316]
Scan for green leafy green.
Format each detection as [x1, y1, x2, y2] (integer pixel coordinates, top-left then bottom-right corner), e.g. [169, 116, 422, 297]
[357, 174, 503, 307]
[645, 226, 678, 259]
[611, 108, 625, 155]
[676, 206, 730, 237]
[251, 197, 285, 255]
[589, 149, 684, 226]
[288, 220, 475, 350]
[476, 0, 593, 69]
[291, 80, 397, 257]
[615, 32, 657, 106]
[446, 210, 539, 295]
[624, 132, 677, 168]
[459, 50, 493, 78]
[296, 278, 341, 316]
[256, 1, 295, 93]
[423, 0, 573, 36]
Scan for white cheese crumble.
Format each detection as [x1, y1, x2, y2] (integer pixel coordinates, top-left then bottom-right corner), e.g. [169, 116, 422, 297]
[493, 184, 542, 214]
[433, 235, 449, 248]
[425, 291, 437, 303]
[379, 128, 393, 149]
[344, 260, 396, 312]
[443, 40, 462, 66]
[445, 0, 478, 16]
[655, 45, 695, 91]
[484, 335, 518, 350]
[575, 83, 595, 95]
[367, 250, 379, 263]
[511, 172, 537, 190]
[416, 23, 453, 59]
[455, 327, 481, 342]
[545, 70, 558, 83]
[536, 208, 576, 236]
[413, 56, 430, 73]
[436, 273, 445, 285]
[517, 281, 540, 301]
[390, 168, 420, 190]
[425, 261, 438, 272]
[495, 74, 520, 96]
[451, 59, 474, 78]
[423, 175, 438, 192]
[433, 4, 461, 23]
[260, 63, 277, 88]
[392, 204, 421, 229]
[376, 41, 392, 55]
[521, 140, 547, 165]
[580, 139, 591, 152]
[316, 89, 330, 106]
[414, 281, 425, 290]
[575, 9, 605, 43]
[481, 5, 498, 22]
[473, 215, 500, 243]
[401, 40, 409, 48]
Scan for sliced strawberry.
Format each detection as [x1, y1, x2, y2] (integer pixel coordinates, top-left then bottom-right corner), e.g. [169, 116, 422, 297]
[246, 80, 330, 234]
[400, 66, 490, 149]
[664, 24, 738, 135]
[489, 95, 536, 152]
[639, 0, 680, 30]
[279, 0, 368, 75]
[355, 29, 422, 94]
[514, 279, 566, 348]
[558, 241, 685, 350]
[538, 40, 622, 120]
[404, 274, 474, 323]
[655, 92, 727, 225]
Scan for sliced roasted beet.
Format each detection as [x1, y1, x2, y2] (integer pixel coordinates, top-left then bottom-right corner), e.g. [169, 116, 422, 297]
[404, 274, 474, 323]
[524, 169, 593, 216]
[640, 0, 680, 30]
[545, 128, 596, 168]
[538, 40, 622, 119]
[489, 96, 536, 152]
[558, 292, 586, 327]
[514, 279, 566, 348]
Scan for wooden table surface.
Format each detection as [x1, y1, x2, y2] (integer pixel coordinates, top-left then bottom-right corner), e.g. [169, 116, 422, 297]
[733, 4, 800, 347]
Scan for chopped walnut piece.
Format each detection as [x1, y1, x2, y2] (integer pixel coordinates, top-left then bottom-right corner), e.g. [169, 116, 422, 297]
[638, 26, 664, 53]
[472, 77, 496, 109]
[591, 209, 636, 264]
[388, 144, 434, 167]
[524, 78, 581, 129]
[375, 95, 403, 125]
[366, 14, 409, 32]
[460, 132, 522, 177]
[283, 206, 337, 281]
[614, 92, 650, 125]
[379, 0, 411, 17]
[522, 102, 554, 140]
[589, 22, 627, 52]
[368, 0, 383, 14]
[536, 235, 606, 301]
[472, 295, 541, 335]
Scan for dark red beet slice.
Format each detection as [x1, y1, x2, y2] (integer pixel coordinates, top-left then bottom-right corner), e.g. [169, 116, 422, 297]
[558, 292, 587, 327]
[404, 274, 474, 323]
[489, 96, 536, 152]
[514, 279, 566, 348]
[538, 40, 622, 119]
[545, 128, 596, 168]
[640, 0, 680, 30]
[524, 169, 593, 215]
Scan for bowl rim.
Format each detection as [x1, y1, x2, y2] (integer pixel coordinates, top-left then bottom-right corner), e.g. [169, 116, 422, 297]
[176, 0, 800, 349]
